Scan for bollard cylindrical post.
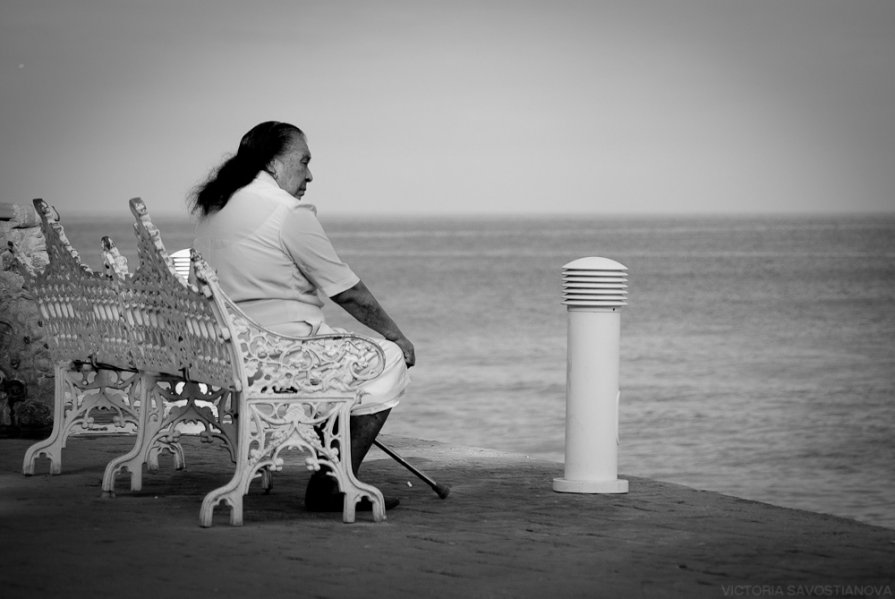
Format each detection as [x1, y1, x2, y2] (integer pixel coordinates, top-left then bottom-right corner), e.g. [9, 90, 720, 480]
[553, 257, 629, 494]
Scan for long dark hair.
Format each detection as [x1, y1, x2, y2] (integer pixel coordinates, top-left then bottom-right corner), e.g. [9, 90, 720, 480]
[189, 121, 304, 216]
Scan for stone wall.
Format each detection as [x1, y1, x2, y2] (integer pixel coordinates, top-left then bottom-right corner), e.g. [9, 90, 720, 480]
[0, 202, 53, 429]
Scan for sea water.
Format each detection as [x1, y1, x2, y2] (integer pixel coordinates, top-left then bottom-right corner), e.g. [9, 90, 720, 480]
[60, 212, 895, 529]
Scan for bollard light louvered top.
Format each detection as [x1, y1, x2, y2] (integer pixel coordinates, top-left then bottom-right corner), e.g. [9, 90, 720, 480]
[562, 256, 628, 308]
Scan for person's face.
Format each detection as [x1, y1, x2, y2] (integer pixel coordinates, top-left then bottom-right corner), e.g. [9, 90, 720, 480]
[272, 135, 313, 199]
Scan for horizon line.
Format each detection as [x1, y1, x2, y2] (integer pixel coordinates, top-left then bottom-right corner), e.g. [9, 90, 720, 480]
[46, 208, 895, 221]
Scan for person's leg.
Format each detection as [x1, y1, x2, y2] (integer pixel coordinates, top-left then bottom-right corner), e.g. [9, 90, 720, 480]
[305, 409, 397, 511]
[348, 409, 390, 474]
[304, 330, 407, 511]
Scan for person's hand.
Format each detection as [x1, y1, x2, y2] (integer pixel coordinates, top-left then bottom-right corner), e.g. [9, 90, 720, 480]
[330, 281, 415, 368]
[395, 336, 416, 368]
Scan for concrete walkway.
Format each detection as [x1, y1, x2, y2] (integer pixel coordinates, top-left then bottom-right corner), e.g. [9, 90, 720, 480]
[1, 435, 893, 598]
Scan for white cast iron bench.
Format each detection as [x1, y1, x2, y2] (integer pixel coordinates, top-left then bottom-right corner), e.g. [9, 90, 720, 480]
[22, 197, 387, 525]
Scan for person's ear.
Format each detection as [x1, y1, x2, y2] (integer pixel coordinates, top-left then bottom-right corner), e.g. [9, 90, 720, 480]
[267, 158, 283, 183]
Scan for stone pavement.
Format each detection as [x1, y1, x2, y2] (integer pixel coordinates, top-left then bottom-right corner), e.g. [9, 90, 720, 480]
[1, 435, 893, 598]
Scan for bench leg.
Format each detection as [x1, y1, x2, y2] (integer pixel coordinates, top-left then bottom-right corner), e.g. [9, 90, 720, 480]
[199, 396, 384, 527]
[102, 374, 161, 495]
[22, 367, 68, 475]
[24, 365, 139, 476]
[103, 376, 246, 497]
[146, 380, 237, 472]
[199, 390, 254, 527]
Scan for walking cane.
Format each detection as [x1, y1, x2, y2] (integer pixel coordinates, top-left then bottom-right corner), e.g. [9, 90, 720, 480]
[374, 439, 450, 499]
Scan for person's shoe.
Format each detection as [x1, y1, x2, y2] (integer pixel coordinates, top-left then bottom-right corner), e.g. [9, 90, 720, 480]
[304, 472, 339, 499]
[305, 492, 400, 512]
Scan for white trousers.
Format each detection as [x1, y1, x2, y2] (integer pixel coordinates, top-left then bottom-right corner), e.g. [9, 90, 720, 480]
[316, 324, 410, 416]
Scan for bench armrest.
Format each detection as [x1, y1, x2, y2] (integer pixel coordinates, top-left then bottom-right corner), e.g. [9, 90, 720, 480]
[190, 252, 386, 396]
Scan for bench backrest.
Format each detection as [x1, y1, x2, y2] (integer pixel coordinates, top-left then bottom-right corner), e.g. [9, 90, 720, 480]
[30, 199, 134, 369]
[29, 198, 240, 390]
[126, 198, 239, 389]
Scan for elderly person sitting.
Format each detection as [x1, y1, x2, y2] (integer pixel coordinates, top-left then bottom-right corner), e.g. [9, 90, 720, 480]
[190, 121, 414, 511]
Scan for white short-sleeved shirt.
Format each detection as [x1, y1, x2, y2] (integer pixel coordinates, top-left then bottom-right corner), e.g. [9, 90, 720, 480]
[193, 172, 359, 335]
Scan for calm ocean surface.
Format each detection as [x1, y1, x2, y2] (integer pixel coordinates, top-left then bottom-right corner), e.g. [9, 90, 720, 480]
[63, 212, 895, 530]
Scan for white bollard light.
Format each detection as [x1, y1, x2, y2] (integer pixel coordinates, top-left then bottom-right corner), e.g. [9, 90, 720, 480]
[553, 256, 629, 494]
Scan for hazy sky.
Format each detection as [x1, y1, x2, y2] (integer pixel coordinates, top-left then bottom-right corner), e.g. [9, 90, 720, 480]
[2, 0, 894, 216]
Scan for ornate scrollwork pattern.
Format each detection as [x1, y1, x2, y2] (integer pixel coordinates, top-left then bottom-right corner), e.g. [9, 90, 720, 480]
[100, 236, 129, 280]
[244, 399, 338, 471]
[224, 300, 385, 395]
[62, 365, 141, 435]
[118, 199, 239, 389]
[152, 378, 237, 463]
[29, 199, 132, 368]
[23, 363, 140, 475]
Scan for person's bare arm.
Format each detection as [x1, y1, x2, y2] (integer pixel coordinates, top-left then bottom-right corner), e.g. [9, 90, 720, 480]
[330, 280, 415, 367]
